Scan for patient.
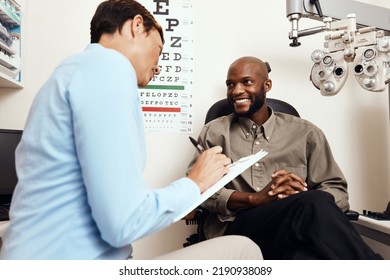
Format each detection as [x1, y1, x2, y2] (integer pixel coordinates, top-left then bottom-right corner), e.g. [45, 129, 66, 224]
[187, 56, 382, 260]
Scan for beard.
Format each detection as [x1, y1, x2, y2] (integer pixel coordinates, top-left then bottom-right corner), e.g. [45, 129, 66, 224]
[232, 88, 266, 118]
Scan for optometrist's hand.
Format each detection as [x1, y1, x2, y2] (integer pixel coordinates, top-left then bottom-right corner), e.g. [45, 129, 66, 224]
[187, 146, 231, 193]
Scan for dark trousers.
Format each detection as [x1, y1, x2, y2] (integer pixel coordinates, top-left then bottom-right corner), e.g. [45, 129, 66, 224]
[224, 191, 381, 259]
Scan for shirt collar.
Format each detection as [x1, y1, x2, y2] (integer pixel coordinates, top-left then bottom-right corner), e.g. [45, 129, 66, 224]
[262, 107, 276, 142]
[236, 107, 276, 142]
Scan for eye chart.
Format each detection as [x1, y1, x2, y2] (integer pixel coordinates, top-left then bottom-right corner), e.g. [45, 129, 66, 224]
[138, 0, 194, 133]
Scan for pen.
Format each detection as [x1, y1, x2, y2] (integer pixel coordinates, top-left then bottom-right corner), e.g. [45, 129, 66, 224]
[189, 136, 205, 153]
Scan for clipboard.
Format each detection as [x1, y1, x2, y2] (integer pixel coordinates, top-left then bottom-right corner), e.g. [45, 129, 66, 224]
[174, 149, 268, 222]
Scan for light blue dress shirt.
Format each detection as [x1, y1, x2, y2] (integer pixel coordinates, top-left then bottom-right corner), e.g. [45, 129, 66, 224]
[0, 44, 200, 259]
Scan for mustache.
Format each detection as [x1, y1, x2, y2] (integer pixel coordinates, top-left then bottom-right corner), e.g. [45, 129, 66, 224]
[228, 94, 265, 117]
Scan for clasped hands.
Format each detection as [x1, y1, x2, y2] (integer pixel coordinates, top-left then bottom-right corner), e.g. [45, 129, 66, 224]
[247, 169, 307, 207]
[184, 169, 307, 219]
[267, 169, 307, 199]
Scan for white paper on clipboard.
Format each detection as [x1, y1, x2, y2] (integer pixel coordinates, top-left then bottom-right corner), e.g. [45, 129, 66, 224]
[173, 149, 268, 222]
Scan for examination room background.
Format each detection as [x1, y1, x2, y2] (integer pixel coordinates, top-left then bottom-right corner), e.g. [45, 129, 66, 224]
[0, 0, 389, 259]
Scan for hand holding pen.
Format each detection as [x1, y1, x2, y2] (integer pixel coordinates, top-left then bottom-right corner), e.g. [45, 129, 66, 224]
[190, 137, 238, 167]
[187, 137, 231, 193]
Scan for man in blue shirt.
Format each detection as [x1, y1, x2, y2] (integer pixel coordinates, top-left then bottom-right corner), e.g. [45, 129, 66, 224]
[0, 0, 261, 260]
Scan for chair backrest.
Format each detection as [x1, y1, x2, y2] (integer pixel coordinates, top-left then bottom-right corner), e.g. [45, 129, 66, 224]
[204, 98, 300, 124]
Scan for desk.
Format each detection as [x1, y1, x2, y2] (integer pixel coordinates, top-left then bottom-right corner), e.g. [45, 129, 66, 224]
[352, 215, 390, 259]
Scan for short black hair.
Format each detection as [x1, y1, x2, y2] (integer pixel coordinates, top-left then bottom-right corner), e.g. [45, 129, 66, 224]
[90, 0, 164, 44]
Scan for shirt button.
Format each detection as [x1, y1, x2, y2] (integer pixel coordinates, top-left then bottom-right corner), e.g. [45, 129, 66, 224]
[256, 187, 260, 191]
[255, 141, 260, 145]
[255, 163, 259, 167]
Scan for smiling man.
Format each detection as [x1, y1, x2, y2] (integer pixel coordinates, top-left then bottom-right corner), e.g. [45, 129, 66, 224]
[187, 56, 382, 260]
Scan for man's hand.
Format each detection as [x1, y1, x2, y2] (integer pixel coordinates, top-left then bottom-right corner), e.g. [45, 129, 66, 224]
[267, 169, 307, 199]
[231, 170, 307, 210]
[187, 146, 231, 193]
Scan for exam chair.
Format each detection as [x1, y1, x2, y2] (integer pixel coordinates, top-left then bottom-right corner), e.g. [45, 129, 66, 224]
[204, 97, 300, 123]
[184, 97, 359, 247]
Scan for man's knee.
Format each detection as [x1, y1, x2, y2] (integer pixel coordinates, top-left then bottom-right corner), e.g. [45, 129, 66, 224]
[297, 190, 334, 205]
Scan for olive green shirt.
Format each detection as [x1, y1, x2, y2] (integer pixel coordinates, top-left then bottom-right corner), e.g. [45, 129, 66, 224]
[187, 109, 349, 239]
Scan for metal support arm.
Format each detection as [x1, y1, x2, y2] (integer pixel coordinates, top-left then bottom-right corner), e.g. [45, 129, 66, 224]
[286, 0, 390, 46]
[286, 0, 390, 96]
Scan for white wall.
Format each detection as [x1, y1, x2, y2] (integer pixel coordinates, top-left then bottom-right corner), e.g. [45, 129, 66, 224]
[0, 0, 389, 259]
